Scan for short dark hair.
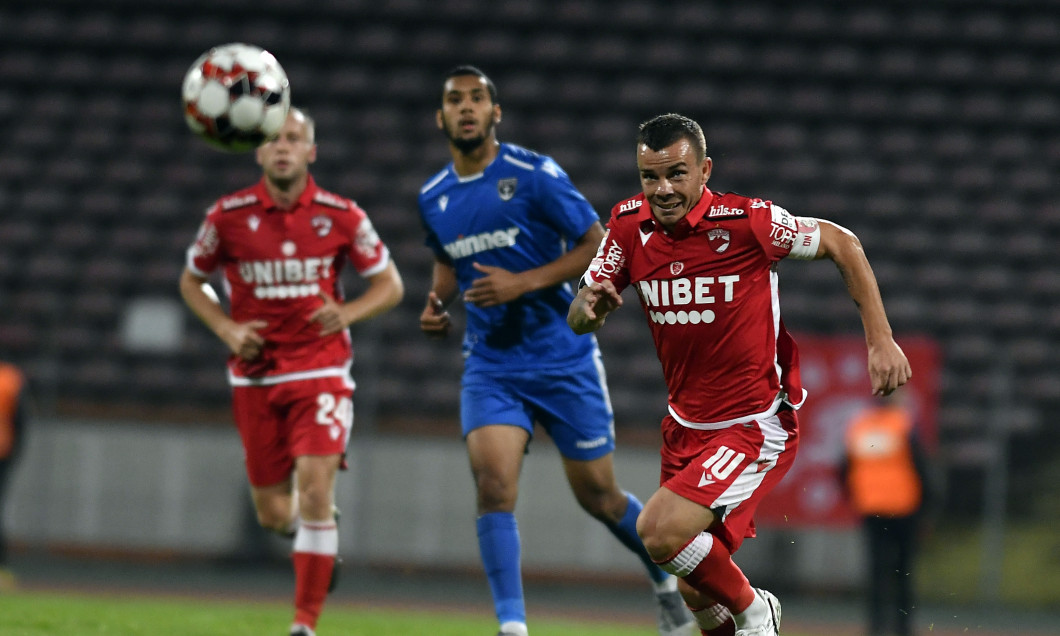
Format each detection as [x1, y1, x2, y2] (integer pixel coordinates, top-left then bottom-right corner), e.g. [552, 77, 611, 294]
[442, 65, 498, 103]
[637, 113, 707, 161]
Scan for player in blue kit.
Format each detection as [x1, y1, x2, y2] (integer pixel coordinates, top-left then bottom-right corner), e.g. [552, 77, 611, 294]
[417, 66, 695, 636]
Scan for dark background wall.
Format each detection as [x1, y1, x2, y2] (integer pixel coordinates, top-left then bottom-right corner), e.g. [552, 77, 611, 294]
[0, 0, 1057, 523]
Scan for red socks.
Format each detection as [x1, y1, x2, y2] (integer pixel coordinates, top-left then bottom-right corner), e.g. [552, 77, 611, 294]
[657, 532, 755, 613]
[292, 552, 334, 627]
[292, 520, 338, 629]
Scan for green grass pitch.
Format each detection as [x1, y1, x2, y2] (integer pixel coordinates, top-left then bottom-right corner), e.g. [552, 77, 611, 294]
[0, 590, 819, 636]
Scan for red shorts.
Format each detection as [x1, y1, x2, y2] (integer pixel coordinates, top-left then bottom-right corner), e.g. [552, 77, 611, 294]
[231, 376, 354, 487]
[660, 407, 799, 553]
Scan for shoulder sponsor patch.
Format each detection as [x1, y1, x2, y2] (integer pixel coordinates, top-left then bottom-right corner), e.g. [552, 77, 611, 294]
[616, 198, 641, 217]
[313, 190, 349, 210]
[220, 193, 257, 211]
[707, 204, 746, 218]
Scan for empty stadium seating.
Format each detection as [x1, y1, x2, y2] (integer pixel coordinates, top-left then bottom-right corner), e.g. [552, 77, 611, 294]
[0, 1, 1056, 486]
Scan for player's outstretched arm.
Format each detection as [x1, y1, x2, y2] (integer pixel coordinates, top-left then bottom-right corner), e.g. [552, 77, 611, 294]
[567, 279, 623, 335]
[178, 268, 266, 360]
[815, 220, 912, 395]
[420, 259, 458, 339]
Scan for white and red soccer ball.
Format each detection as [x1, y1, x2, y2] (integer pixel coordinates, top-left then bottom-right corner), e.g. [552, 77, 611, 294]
[182, 43, 291, 152]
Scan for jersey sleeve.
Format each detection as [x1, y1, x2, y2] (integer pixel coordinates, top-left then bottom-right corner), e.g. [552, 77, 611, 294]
[747, 200, 819, 261]
[534, 156, 600, 240]
[346, 205, 391, 277]
[417, 192, 452, 263]
[185, 204, 223, 277]
[580, 213, 631, 293]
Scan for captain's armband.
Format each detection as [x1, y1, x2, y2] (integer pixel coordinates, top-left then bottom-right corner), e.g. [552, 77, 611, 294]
[787, 216, 822, 260]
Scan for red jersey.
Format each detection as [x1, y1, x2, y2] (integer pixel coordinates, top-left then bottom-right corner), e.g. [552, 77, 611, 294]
[186, 176, 391, 384]
[584, 188, 817, 427]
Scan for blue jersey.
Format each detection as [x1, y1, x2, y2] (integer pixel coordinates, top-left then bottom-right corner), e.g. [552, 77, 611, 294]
[419, 143, 601, 371]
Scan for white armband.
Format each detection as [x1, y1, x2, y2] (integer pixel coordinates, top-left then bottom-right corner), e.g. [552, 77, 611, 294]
[787, 216, 822, 260]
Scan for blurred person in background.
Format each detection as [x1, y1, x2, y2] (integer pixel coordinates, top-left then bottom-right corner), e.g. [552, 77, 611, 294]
[418, 66, 695, 636]
[179, 108, 404, 636]
[0, 359, 27, 591]
[568, 113, 911, 636]
[840, 393, 935, 636]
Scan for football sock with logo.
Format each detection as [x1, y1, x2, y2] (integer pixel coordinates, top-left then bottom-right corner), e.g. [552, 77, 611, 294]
[292, 520, 338, 629]
[655, 531, 755, 614]
[476, 512, 526, 629]
[604, 492, 671, 586]
[691, 603, 736, 636]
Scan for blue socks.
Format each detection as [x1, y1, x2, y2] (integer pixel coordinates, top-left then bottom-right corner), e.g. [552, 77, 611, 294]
[477, 493, 665, 630]
[606, 492, 670, 584]
[476, 512, 526, 626]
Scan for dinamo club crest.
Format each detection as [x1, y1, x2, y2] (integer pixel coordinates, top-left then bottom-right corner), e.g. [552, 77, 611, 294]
[497, 178, 517, 201]
[311, 214, 333, 237]
[708, 228, 731, 253]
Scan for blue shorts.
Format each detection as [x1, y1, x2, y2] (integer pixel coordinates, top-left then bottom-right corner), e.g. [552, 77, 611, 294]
[461, 350, 615, 461]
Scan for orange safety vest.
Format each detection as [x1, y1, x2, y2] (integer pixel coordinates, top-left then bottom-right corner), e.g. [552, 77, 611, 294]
[0, 362, 24, 459]
[844, 405, 922, 517]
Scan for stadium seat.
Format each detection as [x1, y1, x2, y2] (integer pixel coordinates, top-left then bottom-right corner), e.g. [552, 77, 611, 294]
[0, 0, 1053, 459]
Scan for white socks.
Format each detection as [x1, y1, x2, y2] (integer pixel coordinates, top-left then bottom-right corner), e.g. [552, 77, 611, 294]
[733, 589, 768, 629]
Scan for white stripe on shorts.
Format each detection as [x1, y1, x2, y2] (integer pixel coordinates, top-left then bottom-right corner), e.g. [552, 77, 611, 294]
[709, 413, 789, 515]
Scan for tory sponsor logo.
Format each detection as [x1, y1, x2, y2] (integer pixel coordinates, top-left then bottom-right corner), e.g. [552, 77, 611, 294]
[193, 222, 220, 258]
[770, 223, 796, 247]
[592, 242, 625, 279]
[443, 227, 520, 260]
[637, 275, 739, 325]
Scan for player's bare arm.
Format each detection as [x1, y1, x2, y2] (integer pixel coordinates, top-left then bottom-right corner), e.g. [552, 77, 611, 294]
[179, 268, 267, 361]
[310, 261, 404, 336]
[463, 222, 606, 308]
[567, 279, 623, 335]
[420, 259, 459, 339]
[814, 219, 912, 395]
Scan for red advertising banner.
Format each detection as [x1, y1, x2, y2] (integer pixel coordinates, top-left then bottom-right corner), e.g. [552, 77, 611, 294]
[756, 334, 941, 528]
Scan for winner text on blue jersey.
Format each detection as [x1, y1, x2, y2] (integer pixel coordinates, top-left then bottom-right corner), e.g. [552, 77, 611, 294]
[418, 143, 601, 369]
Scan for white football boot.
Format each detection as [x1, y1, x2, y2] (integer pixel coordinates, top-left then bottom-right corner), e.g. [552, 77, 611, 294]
[734, 588, 781, 636]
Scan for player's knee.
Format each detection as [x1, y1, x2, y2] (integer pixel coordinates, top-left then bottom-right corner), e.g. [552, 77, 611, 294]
[473, 473, 518, 513]
[636, 512, 674, 560]
[573, 486, 625, 523]
[255, 507, 290, 533]
[297, 482, 333, 519]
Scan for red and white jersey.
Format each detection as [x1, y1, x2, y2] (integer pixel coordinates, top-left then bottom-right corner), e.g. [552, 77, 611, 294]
[584, 188, 817, 428]
[187, 176, 391, 384]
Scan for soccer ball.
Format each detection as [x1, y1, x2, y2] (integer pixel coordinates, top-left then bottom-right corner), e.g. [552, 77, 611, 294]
[181, 43, 291, 152]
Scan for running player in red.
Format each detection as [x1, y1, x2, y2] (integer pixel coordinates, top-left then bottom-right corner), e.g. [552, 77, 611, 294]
[568, 113, 911, 636]
[179, 108, 404, 636]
